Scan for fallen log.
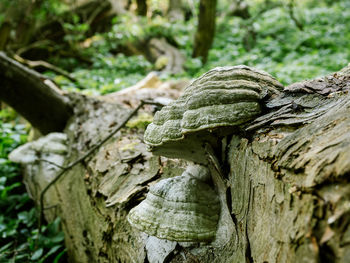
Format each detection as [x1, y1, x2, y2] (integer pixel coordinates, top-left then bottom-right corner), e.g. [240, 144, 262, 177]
[0, 52, 72, 134]
[8, 63, 350, 262]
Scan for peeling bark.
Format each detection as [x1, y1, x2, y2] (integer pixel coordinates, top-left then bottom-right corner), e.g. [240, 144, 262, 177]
[9, 65, 350, 262]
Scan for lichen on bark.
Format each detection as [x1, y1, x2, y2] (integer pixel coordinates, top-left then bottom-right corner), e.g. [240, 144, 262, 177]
[9, 65, 350, 262]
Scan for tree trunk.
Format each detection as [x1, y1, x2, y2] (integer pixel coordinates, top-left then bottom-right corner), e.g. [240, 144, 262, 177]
[192, 0, 217, 64]
[8, 64, 350, 262]
[0, 22, 11, 50]
[136, 0, 147, 16]
[0, 52, 72, 134]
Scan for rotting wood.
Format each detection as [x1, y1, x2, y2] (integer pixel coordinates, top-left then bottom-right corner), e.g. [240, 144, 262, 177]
[38, 99, 165, 234]
[8, 64, 350, 262]
[0, 52, 72, 134]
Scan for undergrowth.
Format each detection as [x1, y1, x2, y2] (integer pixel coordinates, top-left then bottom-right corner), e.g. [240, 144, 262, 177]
[0, 111, 66, 262]
[51, 0, 350, 93]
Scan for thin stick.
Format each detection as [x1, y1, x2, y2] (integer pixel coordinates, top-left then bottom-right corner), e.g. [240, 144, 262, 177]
[287, 0, 303, 31]
[38, 100, 164, 234]
[37, 159, 65, 169]
[13, 54, 85, 89]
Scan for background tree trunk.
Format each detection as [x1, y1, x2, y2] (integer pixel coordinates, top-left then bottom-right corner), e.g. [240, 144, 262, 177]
[192, 0, 217, 64]
[136, 0, 147, 16]
[7, 64, 350, 262]
[0, 22, 11, 50]
[0, 52, 72, 134]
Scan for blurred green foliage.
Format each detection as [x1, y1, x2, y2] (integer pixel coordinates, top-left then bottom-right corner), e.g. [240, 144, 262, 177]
[0, 117, 66, 262]
[199, 0, 350, 83]
[49, 0, 350, 94]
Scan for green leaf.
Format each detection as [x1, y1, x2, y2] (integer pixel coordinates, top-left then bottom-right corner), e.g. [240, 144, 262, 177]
[38, 245, 62, 263]
[50, 232, 65, 244]
[46, 245, 62, 256]
[0, 241, 13, 253]
[53, 249, 66, 263]
[31, 248, 43, 261]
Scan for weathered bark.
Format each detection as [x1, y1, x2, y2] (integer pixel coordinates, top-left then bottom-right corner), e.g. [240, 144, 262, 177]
[192, 0, 217, 64]
[0, 52, 72, 134]
[9, 65, 350, 262]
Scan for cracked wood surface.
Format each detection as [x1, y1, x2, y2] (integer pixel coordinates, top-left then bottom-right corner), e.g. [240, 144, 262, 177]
[15, 65, 350, 262]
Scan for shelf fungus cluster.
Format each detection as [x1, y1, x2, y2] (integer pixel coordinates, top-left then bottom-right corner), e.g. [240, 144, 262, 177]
[127, 65, 283, 243]
[127, 164, 220, 242]
[143, 65, 283, 163]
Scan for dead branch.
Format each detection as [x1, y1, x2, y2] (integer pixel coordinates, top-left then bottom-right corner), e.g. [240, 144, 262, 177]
[13, 54, 86, 90]
[0, 52, 72, 134]
[287, 0, 304, 31]
[38, 99, 165, 234]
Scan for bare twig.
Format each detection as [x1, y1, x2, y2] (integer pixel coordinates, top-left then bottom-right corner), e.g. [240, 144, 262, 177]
[287, 0, 303, 31]
[13, 54, 84, 88]
[240, 0, 283, 51]
[249, 0, 283, 23]
[0, 51, 72, 134]
[36, 159, 65, 169]
[38, 99, 165, 234]
[15, 40, 55, 56]
[86, 0, 110, 26]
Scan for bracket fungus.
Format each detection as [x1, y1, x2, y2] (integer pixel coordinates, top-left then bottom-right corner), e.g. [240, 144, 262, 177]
[127, 164, 220, 242]
[128, 65, 283, 243]
[144, 65, 283, 163]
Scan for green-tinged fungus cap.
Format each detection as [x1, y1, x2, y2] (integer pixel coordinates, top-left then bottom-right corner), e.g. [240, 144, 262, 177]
[127, 165, 220, 242]
[144, 65, 283, 162]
